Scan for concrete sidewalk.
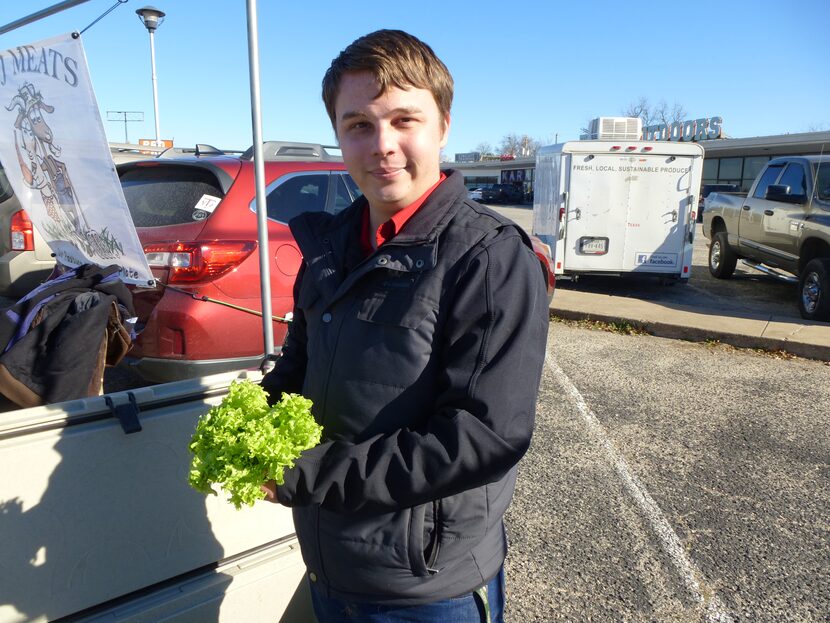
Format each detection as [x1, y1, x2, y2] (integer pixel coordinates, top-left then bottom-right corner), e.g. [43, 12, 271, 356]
[550, 286, 830, 362]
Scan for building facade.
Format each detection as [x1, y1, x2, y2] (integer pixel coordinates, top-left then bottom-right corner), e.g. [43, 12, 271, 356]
[452, 130, 830, 200]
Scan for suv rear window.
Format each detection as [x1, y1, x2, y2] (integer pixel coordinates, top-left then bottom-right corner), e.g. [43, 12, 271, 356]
[121, 165, 225, 227]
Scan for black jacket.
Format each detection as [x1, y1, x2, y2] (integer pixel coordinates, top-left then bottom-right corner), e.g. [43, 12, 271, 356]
[0, 264, 135, 407]
[261, 170, 548, 605]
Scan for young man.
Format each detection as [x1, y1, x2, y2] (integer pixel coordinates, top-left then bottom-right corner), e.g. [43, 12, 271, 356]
[261, 29, 548, 622]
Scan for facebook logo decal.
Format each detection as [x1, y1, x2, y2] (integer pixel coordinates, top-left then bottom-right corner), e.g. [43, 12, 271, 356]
[635, 252, 677, 267]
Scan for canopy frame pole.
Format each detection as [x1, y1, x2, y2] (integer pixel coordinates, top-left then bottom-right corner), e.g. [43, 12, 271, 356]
[245, 0, 275, 365]
[0, 0, 92, 36]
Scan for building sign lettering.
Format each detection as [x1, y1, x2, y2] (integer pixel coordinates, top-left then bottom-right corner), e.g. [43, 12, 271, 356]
[454, 151, 481, 163]
[642, 116, 722, 142]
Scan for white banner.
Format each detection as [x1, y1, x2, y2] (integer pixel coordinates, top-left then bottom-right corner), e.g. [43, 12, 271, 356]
[0, 33, 152, 285]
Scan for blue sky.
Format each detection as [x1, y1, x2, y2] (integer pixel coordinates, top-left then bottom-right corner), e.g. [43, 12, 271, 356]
[1, 0, 828, 158]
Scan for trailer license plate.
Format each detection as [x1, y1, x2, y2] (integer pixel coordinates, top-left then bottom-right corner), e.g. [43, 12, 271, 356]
[579, 237, 608, 255]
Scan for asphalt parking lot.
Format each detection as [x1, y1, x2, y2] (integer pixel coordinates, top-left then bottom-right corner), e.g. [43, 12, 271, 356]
[505, 322, 829, 622]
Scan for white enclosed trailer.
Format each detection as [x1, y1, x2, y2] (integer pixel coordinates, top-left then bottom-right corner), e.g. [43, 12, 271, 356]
[533, 140, 704, 280]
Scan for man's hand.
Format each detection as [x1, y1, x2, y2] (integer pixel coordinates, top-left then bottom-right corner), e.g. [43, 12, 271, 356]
[261, 481, 278, 503]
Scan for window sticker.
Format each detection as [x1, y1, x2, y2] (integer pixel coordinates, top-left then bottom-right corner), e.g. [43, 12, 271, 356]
[194, 194, 221, 213]
[193, 194, 221, 221]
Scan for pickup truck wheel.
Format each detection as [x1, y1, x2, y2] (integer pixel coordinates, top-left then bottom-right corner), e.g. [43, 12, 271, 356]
[798, 258, 830, 321]
[709, 231, 737, 278]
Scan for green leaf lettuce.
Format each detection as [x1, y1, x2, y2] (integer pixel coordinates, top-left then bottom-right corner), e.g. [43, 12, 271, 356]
[188, 380, 322, 509]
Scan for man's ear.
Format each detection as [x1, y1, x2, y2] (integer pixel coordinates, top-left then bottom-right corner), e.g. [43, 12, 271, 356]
[440, 114, 451, 148]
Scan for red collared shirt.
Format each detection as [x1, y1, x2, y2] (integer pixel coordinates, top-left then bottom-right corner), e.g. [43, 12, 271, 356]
[360, 173, 446, 257]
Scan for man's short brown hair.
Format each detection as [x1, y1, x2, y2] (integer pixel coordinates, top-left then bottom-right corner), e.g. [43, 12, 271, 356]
[322, 29, 453, 131]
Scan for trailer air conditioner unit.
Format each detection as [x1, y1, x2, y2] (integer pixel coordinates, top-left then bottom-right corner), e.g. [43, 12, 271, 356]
[584, 117, 642, 140]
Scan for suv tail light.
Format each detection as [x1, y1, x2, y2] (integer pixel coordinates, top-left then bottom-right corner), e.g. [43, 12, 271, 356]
[144, 240, 257, 284]
[10, 210, 34, 251]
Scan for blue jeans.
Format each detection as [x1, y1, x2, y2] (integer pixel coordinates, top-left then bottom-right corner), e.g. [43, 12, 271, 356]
[309, 566, 505, 623]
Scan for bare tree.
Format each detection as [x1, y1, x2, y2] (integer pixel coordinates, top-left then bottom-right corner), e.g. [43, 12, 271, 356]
[498, 134, 541, 157]
[653, 100, 687, 127]
[579, 119, 594, 137]
[519, 135, 542, 157]
[623, 97, 687, 127]
[623, 96, 654, 127]
[475, 141, 494, 156]
[498, 133, 521, 157]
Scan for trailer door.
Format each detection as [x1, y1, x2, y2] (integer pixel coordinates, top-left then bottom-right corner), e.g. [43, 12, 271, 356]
[621, 155, 695, 274]
[563, 153, 628, 272]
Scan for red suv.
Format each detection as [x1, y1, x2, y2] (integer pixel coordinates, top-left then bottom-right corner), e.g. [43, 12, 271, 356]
[119, 142, 356, 382]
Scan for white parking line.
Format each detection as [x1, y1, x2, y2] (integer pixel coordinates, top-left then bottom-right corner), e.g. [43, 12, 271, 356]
[545, 353, 735, 623]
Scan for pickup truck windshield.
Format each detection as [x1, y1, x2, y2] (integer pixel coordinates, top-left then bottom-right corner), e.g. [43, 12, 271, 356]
[816, 163, 830, 201]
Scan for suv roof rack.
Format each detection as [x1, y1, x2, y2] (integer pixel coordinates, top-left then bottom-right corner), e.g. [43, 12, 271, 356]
[240, 141, 342, 162]
[157, 144, 245, 159]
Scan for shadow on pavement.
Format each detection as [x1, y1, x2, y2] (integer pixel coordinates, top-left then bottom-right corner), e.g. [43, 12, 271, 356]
[556, 258, 802, 325]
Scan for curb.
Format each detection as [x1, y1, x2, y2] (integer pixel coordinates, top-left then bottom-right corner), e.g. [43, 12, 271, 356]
[549, 308, 830, 363]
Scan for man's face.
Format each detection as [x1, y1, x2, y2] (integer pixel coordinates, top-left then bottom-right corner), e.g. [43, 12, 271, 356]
[334, 71, 450, 219]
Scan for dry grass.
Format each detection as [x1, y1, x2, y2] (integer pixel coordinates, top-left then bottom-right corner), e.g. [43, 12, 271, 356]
[551, 315, 824, 363]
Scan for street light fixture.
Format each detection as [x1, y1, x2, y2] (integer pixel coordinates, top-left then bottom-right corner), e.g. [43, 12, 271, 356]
[136, 5, 165, 145]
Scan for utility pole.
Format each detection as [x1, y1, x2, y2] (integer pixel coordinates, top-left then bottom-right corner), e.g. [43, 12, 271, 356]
[106, 110, 144, 143]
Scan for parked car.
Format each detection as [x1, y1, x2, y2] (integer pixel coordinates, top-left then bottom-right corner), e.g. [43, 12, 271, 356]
[697, 183, 740, 222]
[0, 144, 166, 298]
[703, 156, 830, 321]
[477, 183, 523, 204]
[0, 161, 56, 297]
[529, 233, 556, 304]
[467, 187, 484, 201]
[121, 141, 356, 382]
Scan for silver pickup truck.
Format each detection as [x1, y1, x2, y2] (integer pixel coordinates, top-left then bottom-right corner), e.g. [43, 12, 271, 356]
[702, 155, 830, 321]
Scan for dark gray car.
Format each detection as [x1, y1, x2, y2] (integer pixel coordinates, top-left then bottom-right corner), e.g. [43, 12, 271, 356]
[0, 162, 55, 297]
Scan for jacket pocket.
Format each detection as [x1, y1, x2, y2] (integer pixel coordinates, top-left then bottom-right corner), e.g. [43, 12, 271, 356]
[427, 487, 488, 572]
[315, 506, 426, 592]
[407, 500, 440, 577]
[356, 291, 434, 330]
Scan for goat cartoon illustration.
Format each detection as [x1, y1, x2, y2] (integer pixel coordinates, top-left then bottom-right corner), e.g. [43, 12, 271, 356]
[6, 83, 88, 234]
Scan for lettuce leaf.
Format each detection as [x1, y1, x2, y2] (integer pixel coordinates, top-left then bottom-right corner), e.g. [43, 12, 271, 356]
[188, 380, 322, 509]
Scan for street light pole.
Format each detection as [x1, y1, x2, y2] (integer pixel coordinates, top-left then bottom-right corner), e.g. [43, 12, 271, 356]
[148, 27, 160, 142]
[136, 6, 165, 145]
